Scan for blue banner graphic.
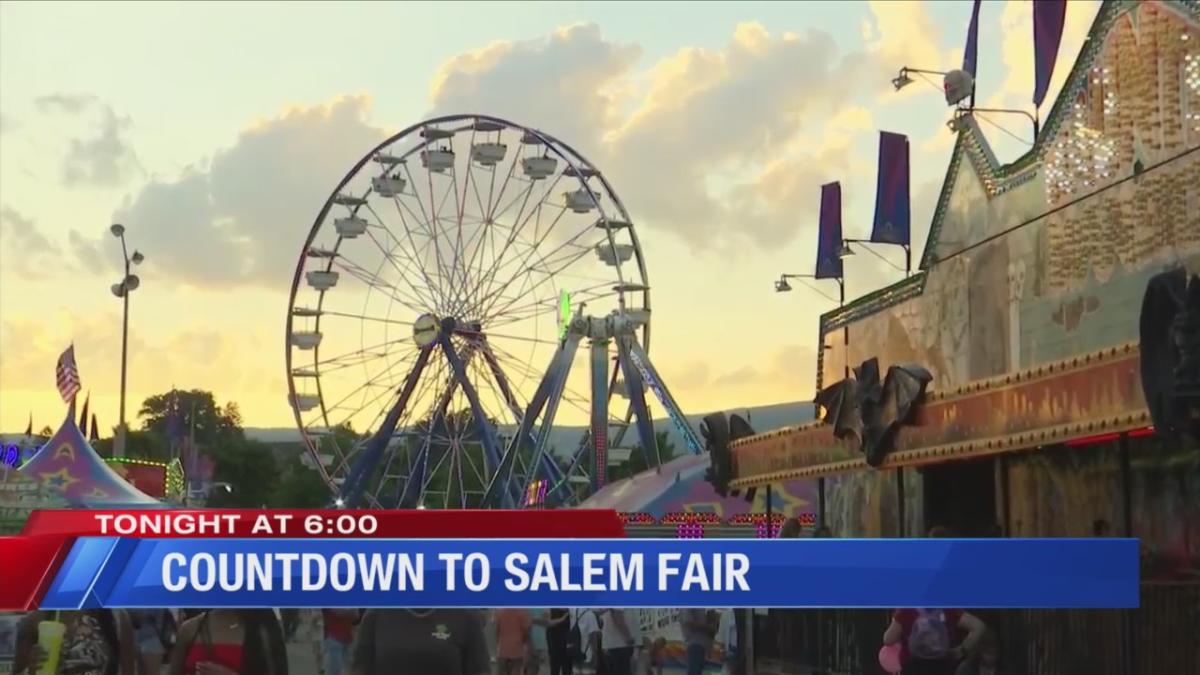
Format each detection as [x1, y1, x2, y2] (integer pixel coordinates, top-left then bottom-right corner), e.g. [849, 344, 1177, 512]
[1033, 0, 1068, 107]
[963, 0, 982, 79]
[871, 132, 910, 247]
[41, 538, 1137, 609]
[815, 182, 843, 280]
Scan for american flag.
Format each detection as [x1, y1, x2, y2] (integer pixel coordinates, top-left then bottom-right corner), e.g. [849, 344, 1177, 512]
[56, 345, 81, 403]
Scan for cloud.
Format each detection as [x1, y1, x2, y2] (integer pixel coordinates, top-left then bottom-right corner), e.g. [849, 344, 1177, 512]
[863, 0, 958, 96]
[987, 1, 1100, 118]
[670, 344, 818, 399]
[429, 23, 641, 148]
[428, 22, 868, 251]
[35, 93, 98, 115]
[1, 309, 284, 416]
[0, 205, 63, 278]
[105, 95, 389, 287]
[35, 93, 142, 187]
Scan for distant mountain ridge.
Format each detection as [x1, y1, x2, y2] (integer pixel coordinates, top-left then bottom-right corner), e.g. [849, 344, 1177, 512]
[241, 400, 816, 456]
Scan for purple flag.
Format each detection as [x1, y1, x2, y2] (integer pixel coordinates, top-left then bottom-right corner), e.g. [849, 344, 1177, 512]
[165, 392, 184, 447]
[963, 0, 982, 78]
[815, 182, 843, 280]
[871, 132, 911, 247]
[1033, 0, 1068, 107]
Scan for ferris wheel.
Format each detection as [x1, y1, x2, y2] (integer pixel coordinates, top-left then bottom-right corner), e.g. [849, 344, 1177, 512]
[285, 114, 652, 509]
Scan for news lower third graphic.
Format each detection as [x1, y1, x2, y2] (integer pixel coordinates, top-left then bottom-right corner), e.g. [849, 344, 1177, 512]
[0, 509, 1138, 611]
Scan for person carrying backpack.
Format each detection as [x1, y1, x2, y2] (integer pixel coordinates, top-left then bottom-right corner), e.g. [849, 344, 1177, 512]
[572, 609, 602, 674]
[882, 608, 986, 675]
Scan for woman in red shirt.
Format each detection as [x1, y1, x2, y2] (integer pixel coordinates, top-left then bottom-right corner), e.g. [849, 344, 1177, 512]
[881, 608, 985, 675]
[168, 609, 287, 675]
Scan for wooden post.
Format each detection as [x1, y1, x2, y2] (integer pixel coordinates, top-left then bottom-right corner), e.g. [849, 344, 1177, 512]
[1118, 432, 1138, 675]
[896, 468, 906, 537]
[818, 476, 826, 529]
[766, 484, 774, 536]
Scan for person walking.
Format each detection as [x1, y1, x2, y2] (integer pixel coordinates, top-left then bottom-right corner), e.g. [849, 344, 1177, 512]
[716, 609, 737, 675]
[130, 609, 173, 675]
[321, 610, 358, 675]
[526, 609, 550, 675]
[15, 609, 138, 675]
[599, 610, 638, 675]
[494, 608, 531, 675]
[573, 609, 601, 675]
[678, 608, 711, 675]
[882, 608, 985, 675]
[169, 608, 288, 675]
[348, 608, 488, 675]
[545, 609, 571, 675]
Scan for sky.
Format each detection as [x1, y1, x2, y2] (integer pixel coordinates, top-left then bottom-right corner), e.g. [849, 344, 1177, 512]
[0, 0, 1100, 433]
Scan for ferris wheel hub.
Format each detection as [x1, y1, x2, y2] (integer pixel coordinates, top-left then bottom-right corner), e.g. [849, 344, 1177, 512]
[412, 313, 440, 347]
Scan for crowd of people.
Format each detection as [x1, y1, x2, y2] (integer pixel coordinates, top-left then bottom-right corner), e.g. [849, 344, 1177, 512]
[6, 601, 1007, 675]
[6, 607, 739, 675]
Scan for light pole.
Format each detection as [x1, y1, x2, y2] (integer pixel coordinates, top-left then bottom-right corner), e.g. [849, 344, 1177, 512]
[775, 273, 848, 378]
[947, 107, 1039, 140]
[110, 223, 143, 457]
[839, 238, 911, 277]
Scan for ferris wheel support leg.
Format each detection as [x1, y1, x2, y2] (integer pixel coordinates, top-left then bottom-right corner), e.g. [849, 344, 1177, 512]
[482, 331, 579, 507]
[617, 335, 660, 469]
[625, 339, 704, 455]
[525, 338, 577, 504]
[339, 344, 434, 507]
[437, 323, 512, 508]
[482, 339, 566, 488]
[590, 338, 611, 493]
[396, 344, 476, 509]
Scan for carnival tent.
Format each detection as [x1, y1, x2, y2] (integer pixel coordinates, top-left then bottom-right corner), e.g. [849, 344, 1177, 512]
[579, 453, 817, 519]
[19, 409, 166, 508]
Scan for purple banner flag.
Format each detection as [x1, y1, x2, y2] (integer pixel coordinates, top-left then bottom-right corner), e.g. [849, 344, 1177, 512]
[815, 182, 843, 280]
[871, 132, 911, 247]
[963, 0, 982, 78]
[1033, 0, 1068, 107]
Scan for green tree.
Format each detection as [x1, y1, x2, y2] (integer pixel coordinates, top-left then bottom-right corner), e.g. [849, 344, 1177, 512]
[609, 429, 677, 481]
[265, 423, 358, 508]
[92, 429, 168, 460]
[269, 454, 333, 508]
[139, 389, 243, 446]
[206, 436, 278, 507]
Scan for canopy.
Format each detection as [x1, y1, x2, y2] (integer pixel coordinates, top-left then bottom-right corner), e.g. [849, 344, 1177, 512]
[579, 453, 817, 520]
[19, 409, 167, 508]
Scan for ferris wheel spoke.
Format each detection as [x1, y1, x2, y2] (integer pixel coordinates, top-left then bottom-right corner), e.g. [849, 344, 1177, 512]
[313, 335, 412, 370]
[485, 247, 609, 322]
[362, 204, 444, 310]
[405, 160, 454, 307]
[331, 255, 431, 316]
[448, 139, 473, 313]
[389, 197, 456, 311]
[318, 350, 419, 423]
[318, 309, 414, 326]
[474, 206, 588, 321]
[470, 172, 570, 315]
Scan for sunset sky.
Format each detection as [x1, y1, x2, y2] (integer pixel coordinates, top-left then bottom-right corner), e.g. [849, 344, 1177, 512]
[0, 0, 1098, 432]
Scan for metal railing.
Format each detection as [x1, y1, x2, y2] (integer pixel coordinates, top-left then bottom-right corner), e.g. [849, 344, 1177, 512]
[754, 583, 1199, 675]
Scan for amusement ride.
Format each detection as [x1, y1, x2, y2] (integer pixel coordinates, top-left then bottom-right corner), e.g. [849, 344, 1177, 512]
[286, 114, 704, 510]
